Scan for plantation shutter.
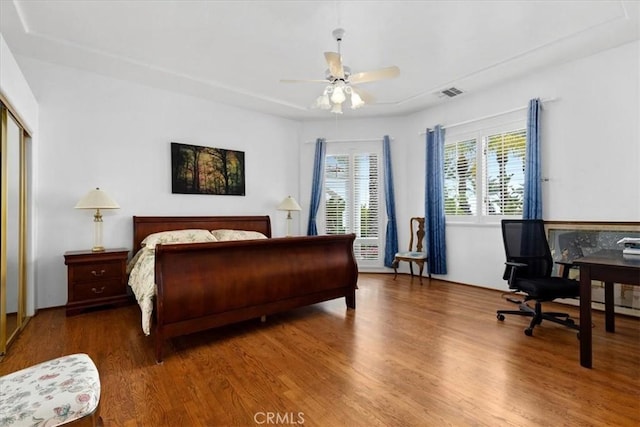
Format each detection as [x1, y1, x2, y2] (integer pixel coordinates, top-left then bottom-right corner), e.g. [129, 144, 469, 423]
[324, 151, 381, 262]
[482, 129, 527, 215]
[444, 139, 477, 215]
[325, 154, 350, 235]
[354, 153, 379, 260]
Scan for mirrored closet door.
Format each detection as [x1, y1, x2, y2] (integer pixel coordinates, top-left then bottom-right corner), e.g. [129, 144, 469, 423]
[1, 100, 29, 358]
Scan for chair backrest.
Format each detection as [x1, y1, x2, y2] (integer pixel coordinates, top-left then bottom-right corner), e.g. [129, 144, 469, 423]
[408, 217, 426, 252]
[501, 219, 553, 279]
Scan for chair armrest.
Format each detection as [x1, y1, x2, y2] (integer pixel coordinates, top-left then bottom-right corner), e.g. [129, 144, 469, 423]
[505, 261, 528, 268]
[554, 260, 577, 279]
[504, 261, 528, 286]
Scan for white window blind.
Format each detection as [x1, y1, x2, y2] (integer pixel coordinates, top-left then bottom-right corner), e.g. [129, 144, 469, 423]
[324, 151, 381, 263]
[444, 138, 477, 215]
[325, 154, 350, 235]
[482, 129, 526, 216]
[444, 126, 526, 219]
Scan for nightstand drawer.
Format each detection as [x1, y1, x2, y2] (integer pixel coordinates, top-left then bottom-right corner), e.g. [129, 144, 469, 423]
[71, 261, 122, 282]
[72, 279, 125, 301]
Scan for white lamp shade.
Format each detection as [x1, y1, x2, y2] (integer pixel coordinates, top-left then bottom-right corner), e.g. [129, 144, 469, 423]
[330, 86, 346, 104]
[350, 91, 365, 109]
[277, 196, 301, 211]
[317, 93, 331, 110]
[74, 188, 120, 209]
[330, 103, 343, 114]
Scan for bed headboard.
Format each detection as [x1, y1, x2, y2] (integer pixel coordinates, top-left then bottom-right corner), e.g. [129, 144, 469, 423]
[132, 215, 272, 252]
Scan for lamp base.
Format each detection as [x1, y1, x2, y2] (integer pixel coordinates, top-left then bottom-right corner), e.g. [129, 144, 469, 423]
[92, 210, 104, 252]
[285, 216, 292, 237]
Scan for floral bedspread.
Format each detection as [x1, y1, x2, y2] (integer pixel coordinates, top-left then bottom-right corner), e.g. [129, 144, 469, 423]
[0, 353, 100, 427]
[127, 248, 156, 336]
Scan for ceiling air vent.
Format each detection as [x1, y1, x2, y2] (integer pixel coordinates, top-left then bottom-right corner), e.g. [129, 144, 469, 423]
[440, 87, 463, 98]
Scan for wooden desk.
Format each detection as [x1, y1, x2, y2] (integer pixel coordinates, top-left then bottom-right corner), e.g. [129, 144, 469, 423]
[573, 249, 640, 368]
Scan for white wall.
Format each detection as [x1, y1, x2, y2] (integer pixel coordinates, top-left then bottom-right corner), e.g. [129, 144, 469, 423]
[0, 35, 38, 131]
[301, 40, 640, 289]
[17, 57, 301, 309]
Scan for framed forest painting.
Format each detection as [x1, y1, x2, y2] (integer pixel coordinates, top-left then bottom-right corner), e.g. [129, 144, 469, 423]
[171, 142, 245, 195]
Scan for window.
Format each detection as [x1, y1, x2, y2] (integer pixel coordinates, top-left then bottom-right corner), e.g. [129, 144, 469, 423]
[444, 126, 526, 219]
[323, 145, 382, 266]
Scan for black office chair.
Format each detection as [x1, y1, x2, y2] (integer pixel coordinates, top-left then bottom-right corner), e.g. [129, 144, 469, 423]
[496, 219, 580, 336]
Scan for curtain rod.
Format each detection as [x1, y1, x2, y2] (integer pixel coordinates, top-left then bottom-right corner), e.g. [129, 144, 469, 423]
[419, 97, 557, 135]
[304, 137, 392, 144]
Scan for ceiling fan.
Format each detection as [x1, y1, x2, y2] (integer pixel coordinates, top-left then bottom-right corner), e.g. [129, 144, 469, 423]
[281, 28, 400, 114]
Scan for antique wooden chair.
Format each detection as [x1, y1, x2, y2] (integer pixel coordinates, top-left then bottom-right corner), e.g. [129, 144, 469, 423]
[392, 217, 430, 282]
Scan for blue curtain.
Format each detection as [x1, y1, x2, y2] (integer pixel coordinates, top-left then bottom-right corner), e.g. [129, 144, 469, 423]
[425, 125, 447, 275]
[307, 138, 326, 235]
[523, 98, 542, 219]
[383, 135, 398, 267]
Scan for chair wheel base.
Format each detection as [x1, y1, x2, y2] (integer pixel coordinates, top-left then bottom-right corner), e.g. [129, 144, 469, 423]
[524, 328, 533, 336]
[497, 314, 505, 321]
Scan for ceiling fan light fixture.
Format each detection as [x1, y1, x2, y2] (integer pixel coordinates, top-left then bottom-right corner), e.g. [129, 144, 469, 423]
[315, 90, 331, 109]
[282, 28, 398, 115]
[350, 91, 365, 109]
[330, 85, 346, 104]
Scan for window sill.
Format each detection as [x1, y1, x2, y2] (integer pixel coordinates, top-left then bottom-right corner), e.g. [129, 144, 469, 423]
[445, 221, 501, 228]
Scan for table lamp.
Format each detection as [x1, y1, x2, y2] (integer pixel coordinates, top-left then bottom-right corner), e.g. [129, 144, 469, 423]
[277, 196, 302, 237]
[74, 187, 120, 251]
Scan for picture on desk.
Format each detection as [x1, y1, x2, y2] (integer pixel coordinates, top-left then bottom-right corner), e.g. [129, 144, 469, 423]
[546, 221, 640, 314]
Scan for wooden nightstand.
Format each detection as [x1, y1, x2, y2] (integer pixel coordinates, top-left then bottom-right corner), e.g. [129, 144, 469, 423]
[64, 248, 131, 316]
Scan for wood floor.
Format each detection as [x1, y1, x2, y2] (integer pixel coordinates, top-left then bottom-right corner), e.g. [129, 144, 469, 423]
[2, 273, 639, 427]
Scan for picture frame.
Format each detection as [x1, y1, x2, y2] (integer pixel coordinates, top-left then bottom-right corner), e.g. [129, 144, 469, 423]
[545, 221, 640, 316]
[171, 142, 245, 196]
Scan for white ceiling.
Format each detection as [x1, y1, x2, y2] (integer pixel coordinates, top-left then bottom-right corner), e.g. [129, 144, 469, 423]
[1, 1, 638, 120]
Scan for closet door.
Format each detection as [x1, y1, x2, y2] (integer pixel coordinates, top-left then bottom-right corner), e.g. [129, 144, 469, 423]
[1, 102, 27, 357]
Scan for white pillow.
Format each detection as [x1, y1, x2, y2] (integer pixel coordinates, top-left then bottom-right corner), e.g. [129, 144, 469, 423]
[141, 229, 217, 249]
[210, 229, 268, 241]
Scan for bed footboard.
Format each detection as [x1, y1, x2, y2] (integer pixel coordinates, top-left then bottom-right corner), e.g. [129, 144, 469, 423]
[154, 234, 358, 362]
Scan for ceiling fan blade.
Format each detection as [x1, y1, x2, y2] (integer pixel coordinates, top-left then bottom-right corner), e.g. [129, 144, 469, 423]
[351, 86, 376, 104]
[280, 79, 330, 83]
[349, 66, 400, 84]
[324, 52, 344, 79]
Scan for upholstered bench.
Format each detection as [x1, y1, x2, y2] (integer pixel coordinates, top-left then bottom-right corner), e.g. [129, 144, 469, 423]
[0, 353, 102, 427]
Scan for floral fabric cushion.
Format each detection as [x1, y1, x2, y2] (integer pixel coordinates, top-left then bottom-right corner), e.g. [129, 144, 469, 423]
[211, 229, 268, 241]
[395, 251, 427, 259]
[0, 353, 100, 426]
[141, 229, 217, 249]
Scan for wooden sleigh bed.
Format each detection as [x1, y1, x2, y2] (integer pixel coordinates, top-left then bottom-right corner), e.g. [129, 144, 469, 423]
[130, 215, 358, 362]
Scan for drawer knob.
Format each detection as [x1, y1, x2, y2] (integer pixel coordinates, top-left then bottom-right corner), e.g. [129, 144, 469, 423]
[91, 286, 106, 294]
[91, 269, 106, 277]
